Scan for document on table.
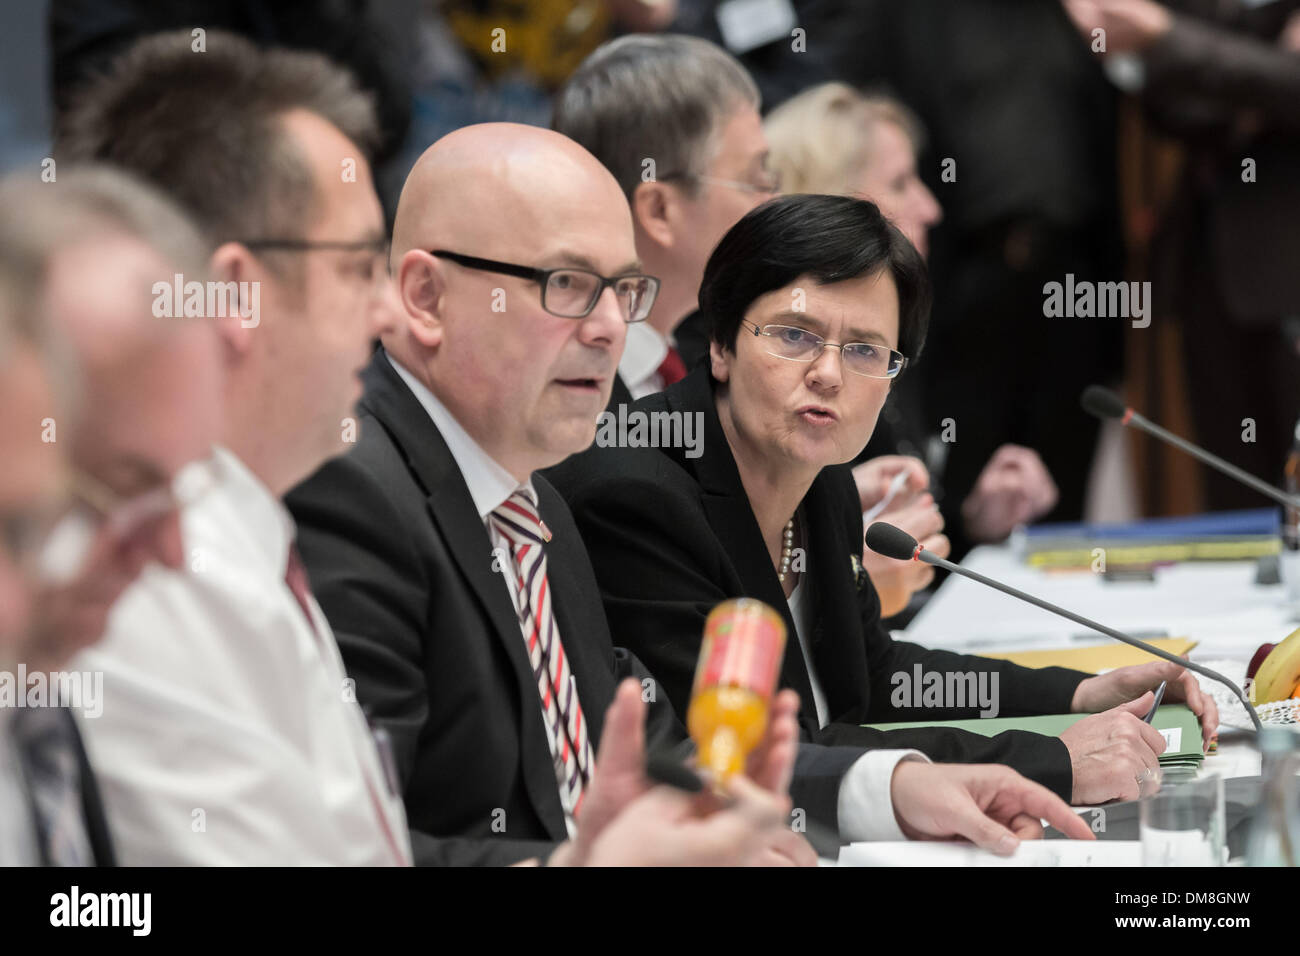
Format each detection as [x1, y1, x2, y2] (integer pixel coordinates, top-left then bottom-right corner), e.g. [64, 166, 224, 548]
[837, 840, 1142, 867]
[863, 705, 1204, 769]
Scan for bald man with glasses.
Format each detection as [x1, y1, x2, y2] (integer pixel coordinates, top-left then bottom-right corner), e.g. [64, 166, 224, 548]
[285, 121, 826, 866]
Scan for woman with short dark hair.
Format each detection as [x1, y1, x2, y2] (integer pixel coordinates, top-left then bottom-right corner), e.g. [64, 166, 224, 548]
[700, 192, 930, 365]
[549, 193, 1218, 807]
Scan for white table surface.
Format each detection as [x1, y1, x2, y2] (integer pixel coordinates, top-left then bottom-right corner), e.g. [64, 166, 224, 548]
[905, 546, 1298, 661]
[833, 547, 1292, 866]
[898, 545, 1298, 782]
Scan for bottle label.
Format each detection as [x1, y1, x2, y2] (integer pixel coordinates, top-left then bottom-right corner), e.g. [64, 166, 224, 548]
[693, 598, 786, 701]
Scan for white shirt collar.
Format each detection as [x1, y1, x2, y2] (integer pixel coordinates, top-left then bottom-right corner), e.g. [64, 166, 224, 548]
[618, 321, 669, 397]
[385, 352, 536, 519]
[208, 445, 296, 570]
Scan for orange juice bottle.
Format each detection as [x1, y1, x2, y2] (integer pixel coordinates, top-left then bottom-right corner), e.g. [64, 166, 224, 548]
[686, 598, 787, 780]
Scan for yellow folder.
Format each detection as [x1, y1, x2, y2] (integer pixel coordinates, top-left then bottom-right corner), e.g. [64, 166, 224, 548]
[976, 637, 1197, 673]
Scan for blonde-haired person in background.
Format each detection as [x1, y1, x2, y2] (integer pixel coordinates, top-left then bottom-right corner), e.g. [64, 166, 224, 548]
[766, 83, 1059, 617]
[766, 85, 941, 259]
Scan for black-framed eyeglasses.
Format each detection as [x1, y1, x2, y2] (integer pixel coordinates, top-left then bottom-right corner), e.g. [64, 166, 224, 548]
[237, 238, 390, 255]
[431, 250, 659, 323]
[740, 320, 908, 379]
[236, 237, 392, 288]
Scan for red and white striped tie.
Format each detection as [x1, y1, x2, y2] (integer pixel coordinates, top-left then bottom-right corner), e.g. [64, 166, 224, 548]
[489, 490, 594, 821]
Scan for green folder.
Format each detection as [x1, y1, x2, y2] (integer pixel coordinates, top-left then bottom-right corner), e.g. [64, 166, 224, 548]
[864, 704, 1204, 766]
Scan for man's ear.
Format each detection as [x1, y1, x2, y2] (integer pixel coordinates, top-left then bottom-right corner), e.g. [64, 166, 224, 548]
[397, 249, 445, 350]
[631, 180, 676, 250]
[709, 338, 731, 384]
[208, 243, 257, 358]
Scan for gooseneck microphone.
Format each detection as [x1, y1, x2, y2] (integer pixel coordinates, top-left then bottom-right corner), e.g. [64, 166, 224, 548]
[865, 521, 1264, 732]
[1080, 385, 1300, 511]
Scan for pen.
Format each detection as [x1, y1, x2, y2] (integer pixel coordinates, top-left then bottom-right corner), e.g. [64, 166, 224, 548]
[645, 754, 704, 793]
[1143, 680, 1168, 723]
[863, 469, 913, 522]
[645, 753, 844, 859]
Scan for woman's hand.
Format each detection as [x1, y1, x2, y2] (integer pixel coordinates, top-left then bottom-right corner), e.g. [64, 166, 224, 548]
[1070, 660, 1219, 750]
[891, 761, 1095, 850]
[852, 455, 929, 514]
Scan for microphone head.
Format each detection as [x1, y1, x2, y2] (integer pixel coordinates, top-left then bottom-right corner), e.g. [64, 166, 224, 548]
[1081, 385, 1128, 421]
[865, 522, 919, 561]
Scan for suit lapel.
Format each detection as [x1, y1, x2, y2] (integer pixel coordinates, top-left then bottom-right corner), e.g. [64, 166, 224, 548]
[360, 349, 569, 840]
[666, 369, 821, 736]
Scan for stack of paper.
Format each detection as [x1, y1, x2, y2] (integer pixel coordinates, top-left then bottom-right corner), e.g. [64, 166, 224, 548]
[864, 705, 1205, 772]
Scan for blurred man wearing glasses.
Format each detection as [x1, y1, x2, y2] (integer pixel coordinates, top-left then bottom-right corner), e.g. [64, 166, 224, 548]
[0, 166, 225, 865]
[0, 272, 65, 866]
[0, 216, 107, 867]
[56, 31, 412, 865]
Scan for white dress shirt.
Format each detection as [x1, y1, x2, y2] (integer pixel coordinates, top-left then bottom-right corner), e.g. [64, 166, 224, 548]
[619, 321, 670, 400]
[393, 352, 920, 844]
[74, 446, 411, 866]
[389, 354, 584, 837]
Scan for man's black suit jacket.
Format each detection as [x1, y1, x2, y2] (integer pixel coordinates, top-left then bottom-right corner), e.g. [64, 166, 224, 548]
[287, 349, 862, 865]
[547, 366, 1091, 800]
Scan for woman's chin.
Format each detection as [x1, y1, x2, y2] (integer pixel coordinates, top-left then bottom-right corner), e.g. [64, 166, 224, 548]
[783, 435, 849, 471]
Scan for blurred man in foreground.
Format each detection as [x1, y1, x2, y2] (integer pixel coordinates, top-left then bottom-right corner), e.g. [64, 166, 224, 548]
[57, 30, 413, 865]
[0, 166, 225, 864]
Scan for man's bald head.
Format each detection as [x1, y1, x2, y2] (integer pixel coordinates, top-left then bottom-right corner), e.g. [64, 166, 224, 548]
[386, 123, 643, 480]
[391, 123, 631, 275]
